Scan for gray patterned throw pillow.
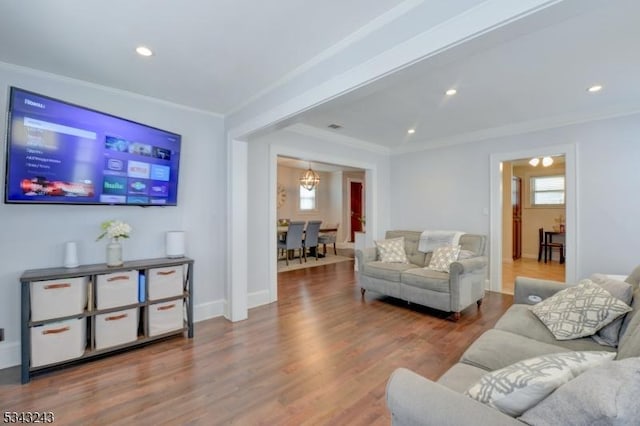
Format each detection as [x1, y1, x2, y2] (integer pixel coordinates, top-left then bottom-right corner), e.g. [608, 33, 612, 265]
[530, 279, 632, 340]
[426, 245, 460, 272]
[374, 237, 409, 263]
[465, 351, 616, 417]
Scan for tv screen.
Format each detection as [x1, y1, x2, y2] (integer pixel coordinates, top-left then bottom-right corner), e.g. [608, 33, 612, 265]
[4, 87, 182, 206]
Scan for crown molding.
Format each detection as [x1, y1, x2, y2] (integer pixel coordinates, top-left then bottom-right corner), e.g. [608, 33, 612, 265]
[285, 123, 392, 155]
[391, 105, 640, 155]
[0, 61, 224, 119]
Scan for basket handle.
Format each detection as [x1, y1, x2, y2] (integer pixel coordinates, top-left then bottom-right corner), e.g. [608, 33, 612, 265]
[44, 283, 71, 290]
[107, 275, 130, 282]
[157, 304, 176, 311]
[42, 326, 70, 335]
[105, 313, 128, 321]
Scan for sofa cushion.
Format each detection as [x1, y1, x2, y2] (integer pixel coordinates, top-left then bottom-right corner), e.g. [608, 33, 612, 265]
[460, 329, 598, 372]
[375, 237, 409, 263]
[519, 357, 640, 425]
[437, 362, 489, 393]
[362, 261, 416, 282]
[590, 273, 633, 347]
[530, 279, 632, 340]
[494, 304, 618, 353]
[426, 245, 460, 272]
[464, 351, 615, 417]
[400, 268, 450, 293]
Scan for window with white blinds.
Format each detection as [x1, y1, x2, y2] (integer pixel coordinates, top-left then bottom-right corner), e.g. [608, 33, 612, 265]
[531, 175, 565, 206]
[299, 186, 316, 210]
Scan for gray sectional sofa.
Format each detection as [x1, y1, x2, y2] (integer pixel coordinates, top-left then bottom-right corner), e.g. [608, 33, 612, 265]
[355, 230, 487, 320]
[386, 266, 640, 425]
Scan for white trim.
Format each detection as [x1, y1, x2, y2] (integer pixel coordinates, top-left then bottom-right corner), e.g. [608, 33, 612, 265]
[287, 124, 392, 155]
[227, 138, 249, 322]
[392, 106, 640, 155]
[228, 0, 562, 320]
[193, 300, 227, 323]
[248, 290, 272, 309]
[489, 144, 577, 293]
[0, 341, 20, 369]
[0, 61, 224, 118]
[226, 0, 425, 116]
[0, 299, 227, 370]
[269, 145, 376, 306]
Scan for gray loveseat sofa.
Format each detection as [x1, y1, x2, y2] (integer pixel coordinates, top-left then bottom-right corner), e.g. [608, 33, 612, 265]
[386, 266, 640, 425]
[356, 230, 487, 320]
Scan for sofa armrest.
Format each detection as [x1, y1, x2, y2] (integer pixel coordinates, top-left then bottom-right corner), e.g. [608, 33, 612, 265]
[386, 368, 521, 426]
[450, 256, 488, 275]
[513, 276, 572, 305]
[355, 247, 377, 267]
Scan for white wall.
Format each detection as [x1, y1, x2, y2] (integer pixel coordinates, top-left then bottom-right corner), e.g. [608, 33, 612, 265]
[276, 166, 337, 225]
[246, 127, 390, 307]
[390, 112, 640, 280]
[0, 64, 227, 367]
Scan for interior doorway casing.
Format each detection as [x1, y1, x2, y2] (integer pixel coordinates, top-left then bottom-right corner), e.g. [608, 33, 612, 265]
[269, 145, 376, 305]
[489, 144, 577, 293]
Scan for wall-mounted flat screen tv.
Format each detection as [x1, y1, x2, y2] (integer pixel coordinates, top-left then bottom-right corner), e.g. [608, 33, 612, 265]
[4, 87, 182, 206]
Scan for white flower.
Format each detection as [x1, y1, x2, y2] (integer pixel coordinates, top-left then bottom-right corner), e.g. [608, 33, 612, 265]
[97, 220, 132, 241]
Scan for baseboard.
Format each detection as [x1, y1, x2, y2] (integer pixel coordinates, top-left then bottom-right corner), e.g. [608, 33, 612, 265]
[194, 299, 226, 322]
[0, 301, 227, 371]
[248, 290, 272, 309]
[0, 342, 21, 369]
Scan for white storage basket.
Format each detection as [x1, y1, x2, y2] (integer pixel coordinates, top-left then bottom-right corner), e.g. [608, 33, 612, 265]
[31, 277, 88, 321]
[31, 318, 86, 367]
[95, 308, 139, 350]
[147, 266, 184, 300]
[96, 270, 139, 309]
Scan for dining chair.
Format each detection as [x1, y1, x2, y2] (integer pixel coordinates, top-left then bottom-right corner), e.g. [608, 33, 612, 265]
[318, 223, 339, 256]
[537, 227, 564, 264]
[303, 220, 322, 262]
[277, 221, 305, 266]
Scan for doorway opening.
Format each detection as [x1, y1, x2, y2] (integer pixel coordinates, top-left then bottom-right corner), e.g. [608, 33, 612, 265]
[501, 156, 566, 294]
[489, 144, 576, 294]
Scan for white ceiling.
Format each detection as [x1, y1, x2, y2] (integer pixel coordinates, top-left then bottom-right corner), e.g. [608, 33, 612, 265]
[1, 1, 638, 153]
[296, 0, 640, 152]
[0, 0, 406, 114]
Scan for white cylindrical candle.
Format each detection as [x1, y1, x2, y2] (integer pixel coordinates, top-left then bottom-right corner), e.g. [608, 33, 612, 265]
[165, 231, 186, 258]
[64, 241, 79, 268]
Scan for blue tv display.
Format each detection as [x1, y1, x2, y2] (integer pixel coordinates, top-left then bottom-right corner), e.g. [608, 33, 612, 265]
[4, 87, 182, 206]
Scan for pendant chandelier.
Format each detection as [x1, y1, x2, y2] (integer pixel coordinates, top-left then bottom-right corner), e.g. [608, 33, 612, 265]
[300, 164, 320, 190]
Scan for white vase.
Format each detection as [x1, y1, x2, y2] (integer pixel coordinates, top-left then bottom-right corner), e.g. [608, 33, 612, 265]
[106, 239, 123, 267]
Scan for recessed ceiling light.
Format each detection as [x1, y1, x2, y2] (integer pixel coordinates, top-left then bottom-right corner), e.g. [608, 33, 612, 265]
[136, 46, 154, 57]
[587, 85, 603, 93]
[407, 129, 416, 134]
[445, 88, 457, 96]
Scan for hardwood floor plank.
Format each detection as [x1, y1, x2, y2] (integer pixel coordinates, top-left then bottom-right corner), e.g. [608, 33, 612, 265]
[0, 261, 512, 425]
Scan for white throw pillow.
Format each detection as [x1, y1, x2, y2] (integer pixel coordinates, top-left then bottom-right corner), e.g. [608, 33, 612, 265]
[529, 279, 632, 340]
[465, 351, 616, 417]
[426, 245, 460, 272]
[374, 237, 409, 263]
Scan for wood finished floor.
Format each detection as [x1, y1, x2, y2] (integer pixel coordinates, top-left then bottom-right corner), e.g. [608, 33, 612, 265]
[502, 257, 566, 294]
[0, 260, 513, 425]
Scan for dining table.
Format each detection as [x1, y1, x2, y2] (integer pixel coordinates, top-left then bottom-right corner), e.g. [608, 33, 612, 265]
[277, 225, 338, 258]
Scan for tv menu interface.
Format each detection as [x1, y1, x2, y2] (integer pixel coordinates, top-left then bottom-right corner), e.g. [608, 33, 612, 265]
[5, 88, 181, 205]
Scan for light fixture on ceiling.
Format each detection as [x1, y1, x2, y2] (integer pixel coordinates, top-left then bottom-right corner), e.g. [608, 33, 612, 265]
[407, 128, 416, 134]
[136, 46, 154, 57]
[300, 163, 320, 190]
[587, 84, 603, 93]
[445, 88, 457, 96]
[529, 156, 554, 167]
